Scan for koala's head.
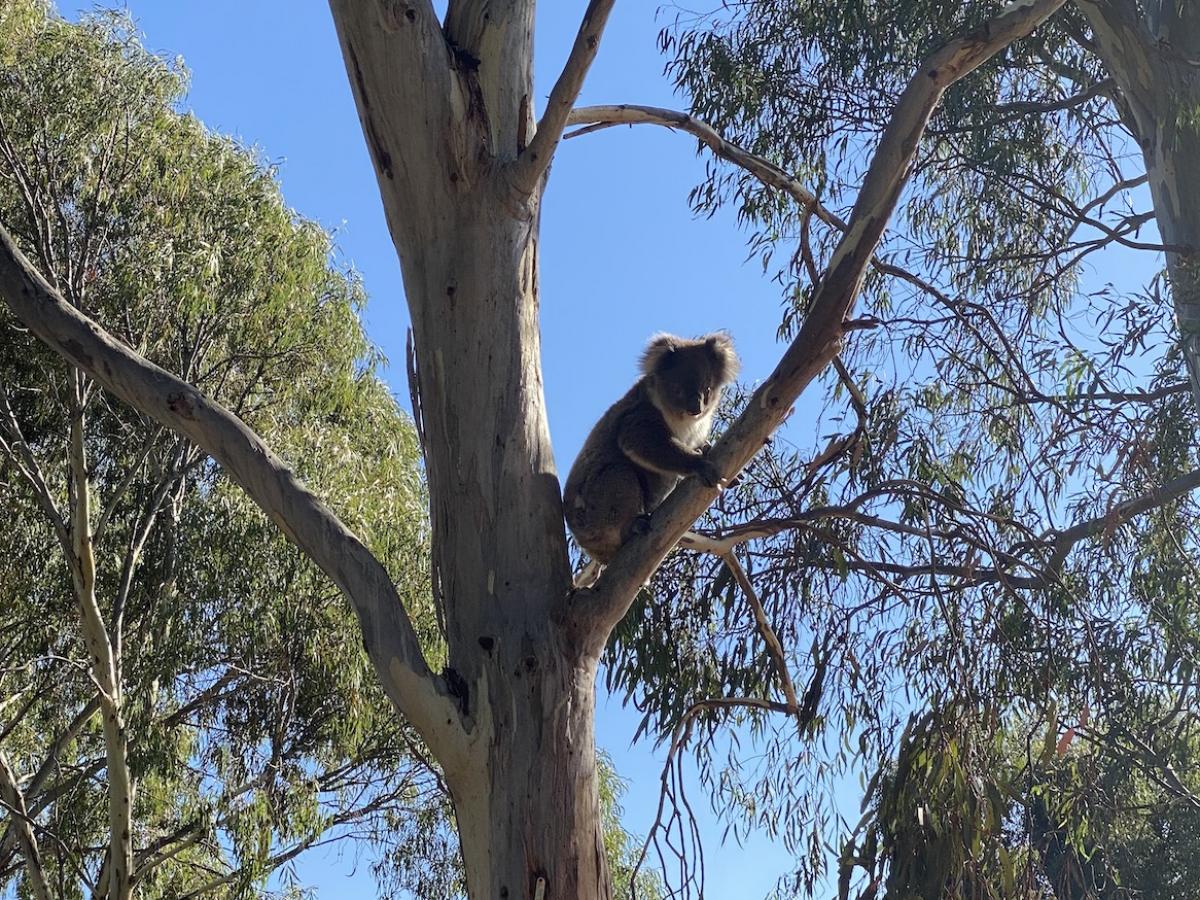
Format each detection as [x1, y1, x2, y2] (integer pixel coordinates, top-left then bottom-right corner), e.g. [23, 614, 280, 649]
[641, 332, 739, 417]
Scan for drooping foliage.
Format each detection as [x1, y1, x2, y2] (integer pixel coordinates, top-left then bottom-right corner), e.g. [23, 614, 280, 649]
[600, 1, 1200, 895]
[0, 5, 459, 896]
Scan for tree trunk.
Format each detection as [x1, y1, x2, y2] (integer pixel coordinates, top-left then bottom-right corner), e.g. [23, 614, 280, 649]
[326, 4, 617, 894]
[1140, 66, 1200, 402]
[448, 641, 609, 899]
[1080, 0, 1200, 405]
[399, 194, 608, 899]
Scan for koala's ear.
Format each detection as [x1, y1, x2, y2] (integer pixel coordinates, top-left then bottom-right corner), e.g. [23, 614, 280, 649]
[704, 332, 740, 382]
[640, 333, 680, 375]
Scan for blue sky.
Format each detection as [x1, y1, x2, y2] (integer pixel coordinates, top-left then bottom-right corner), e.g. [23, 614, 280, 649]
[54, 1, 799, 896]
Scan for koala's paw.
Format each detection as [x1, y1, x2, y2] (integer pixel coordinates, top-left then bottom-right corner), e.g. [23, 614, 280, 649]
[694, 458, 725, 489]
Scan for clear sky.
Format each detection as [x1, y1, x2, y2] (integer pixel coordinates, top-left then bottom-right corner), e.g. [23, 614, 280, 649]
[54, 0, 798, 896]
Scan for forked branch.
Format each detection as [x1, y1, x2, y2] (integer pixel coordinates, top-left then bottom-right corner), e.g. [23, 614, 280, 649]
[510, 0, 617, 194]
[0, 225, 461, 752]
[720, 550, 802, 719]
[568, 0, 1070, 641]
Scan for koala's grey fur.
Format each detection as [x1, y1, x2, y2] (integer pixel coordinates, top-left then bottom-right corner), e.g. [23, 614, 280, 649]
[564, 332, 739, 563]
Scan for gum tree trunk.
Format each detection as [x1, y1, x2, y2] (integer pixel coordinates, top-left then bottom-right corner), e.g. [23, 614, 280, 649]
[328, 4, 612, 895]
[388, 196, 611, 898]
[1080, 0, 1200, 404]
[1146, 75, 1200, 404]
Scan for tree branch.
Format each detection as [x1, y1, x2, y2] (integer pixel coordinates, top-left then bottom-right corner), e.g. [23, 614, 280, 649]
[65, 377, 134, 900]
[1075, 0, 1158, 100]
[562, 102, 1041, 369]
[1044, 465, 1200, 576]
[509, 0, 617, 195]
[0, 223, 461, 754]
[327, 0, 459, 254]
[926, 75, 1116, 135]
[0, 695, 101, 874]
[565, 104, 821, 211]
[720, 551, 801, 718]
[0, 752, 50, 900]
[567, 0, 1070, 643]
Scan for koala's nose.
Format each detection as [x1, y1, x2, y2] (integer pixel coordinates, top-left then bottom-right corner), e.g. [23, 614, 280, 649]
[688, 400, 703, 415]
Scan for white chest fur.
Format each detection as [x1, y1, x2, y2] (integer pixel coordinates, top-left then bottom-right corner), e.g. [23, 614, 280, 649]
[662, 404, 716, 450]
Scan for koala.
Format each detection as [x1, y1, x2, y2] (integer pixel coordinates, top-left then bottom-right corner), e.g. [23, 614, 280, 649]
[564, 332, 739, 563]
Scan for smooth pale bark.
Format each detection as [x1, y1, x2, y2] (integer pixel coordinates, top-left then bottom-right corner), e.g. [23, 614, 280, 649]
[329, 3, 608, 893]
[66, 393, 133, 900]
[1078, 0, 1200, 408]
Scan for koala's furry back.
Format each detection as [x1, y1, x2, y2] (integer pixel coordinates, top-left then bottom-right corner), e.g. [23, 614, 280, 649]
[563, 380, 681, 564]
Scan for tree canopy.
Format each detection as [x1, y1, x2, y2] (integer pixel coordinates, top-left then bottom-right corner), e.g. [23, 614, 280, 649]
[585, 1, 1200, 895]
[4, 0, 1198, 897]
[0, 6, 445, 896]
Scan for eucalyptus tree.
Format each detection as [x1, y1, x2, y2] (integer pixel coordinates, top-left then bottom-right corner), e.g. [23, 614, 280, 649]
[656, 0, 1200, 402]
[0, 6, 663, 899]
[562, 0, 1200, 895]
[0, 7, 455, 898]
[0, 0, 1088, 898]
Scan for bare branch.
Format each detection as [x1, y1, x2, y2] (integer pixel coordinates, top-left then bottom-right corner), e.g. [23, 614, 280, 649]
[1044, 465, 1200, 576]
[0, 223, 461, 754]
[1079, 173, 1148, 217]
[631, 694, 800, 895]
[693, 462, 1200, 595]
[566, 104, 821, 211]
[0, 694, 101, 878]
[720, 551, 801, 718]
[927, 76, 1116, 135]
[509, 0, 617, 195]
[568, 0, 1070, 642]
[1013, 381, 1188, 406]
[132, 823, 203, 880]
